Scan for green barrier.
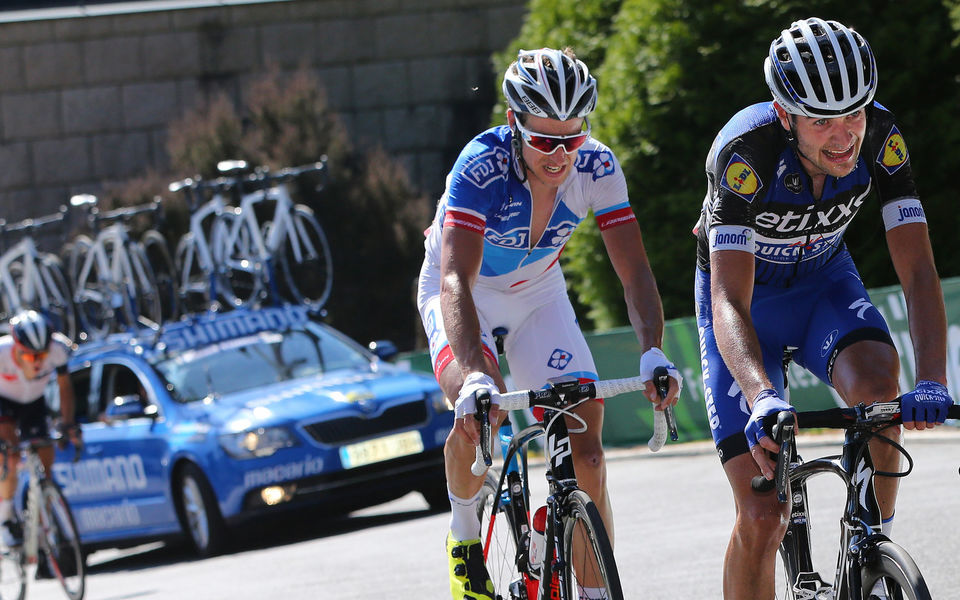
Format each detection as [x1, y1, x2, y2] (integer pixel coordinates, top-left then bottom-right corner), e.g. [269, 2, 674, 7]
[398, 277, 960, 448]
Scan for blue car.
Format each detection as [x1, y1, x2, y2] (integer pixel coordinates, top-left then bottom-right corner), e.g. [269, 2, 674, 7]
[41, 305, 452, 557]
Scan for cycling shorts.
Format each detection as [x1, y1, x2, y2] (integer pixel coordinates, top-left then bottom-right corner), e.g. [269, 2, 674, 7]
[417, 262, 600, 405]
[695, 252, 893, 463]
[0, 396, 51, 440]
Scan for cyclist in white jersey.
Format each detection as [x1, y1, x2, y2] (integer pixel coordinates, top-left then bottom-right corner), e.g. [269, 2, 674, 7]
[0, 310, 79, 549]
[417, 47, 681, 600]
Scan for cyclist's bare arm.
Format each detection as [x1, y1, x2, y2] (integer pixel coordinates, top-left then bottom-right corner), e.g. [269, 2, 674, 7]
[439, 225, 504, 442]
[56, 371, 76, 427]
[710, 249, 778, 453]
[886, 223, 948, 388]
[599, 220, 678, 405]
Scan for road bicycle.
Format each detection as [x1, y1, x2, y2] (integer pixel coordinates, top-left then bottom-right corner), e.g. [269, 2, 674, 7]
[170, 160, 257, 313]
[473, 369, 675, 600]
[214, 159, 332, 312]
[68, 195, 176, 341]
[0, 438, 85, 600]
[754, 400, 960, 600]
[0, 208, 77, 341]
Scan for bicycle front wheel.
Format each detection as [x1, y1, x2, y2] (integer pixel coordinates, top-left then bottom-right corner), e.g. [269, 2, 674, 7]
[560, 490, 623, 600]
[477, 470, 529, 600]
[859, 540, 931, 600]
[141, 230, 179, 322]
[0, 545, 26, 600]
[38, 480, 85, 600]
[277, 205, 332, 311]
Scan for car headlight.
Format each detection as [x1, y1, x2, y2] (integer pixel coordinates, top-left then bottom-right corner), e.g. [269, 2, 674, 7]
[429, 389, 452, 414]
[219, 427, 298, 459]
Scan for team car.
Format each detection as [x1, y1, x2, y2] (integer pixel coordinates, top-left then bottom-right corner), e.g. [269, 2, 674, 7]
[41, 305, 452, 556]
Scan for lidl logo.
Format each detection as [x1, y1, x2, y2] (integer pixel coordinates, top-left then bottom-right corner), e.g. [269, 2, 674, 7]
[720, 153, 762, 201]
[877, 126, 908, 175]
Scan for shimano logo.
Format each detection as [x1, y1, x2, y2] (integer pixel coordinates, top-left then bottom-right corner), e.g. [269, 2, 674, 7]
[162, 305, 310, 352]
[897, 205, 924, 222]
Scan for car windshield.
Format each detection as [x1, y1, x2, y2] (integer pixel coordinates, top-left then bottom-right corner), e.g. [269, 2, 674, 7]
[154, 323, 374, 403]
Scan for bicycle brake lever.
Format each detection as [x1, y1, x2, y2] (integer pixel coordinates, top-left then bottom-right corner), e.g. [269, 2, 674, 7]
[471, 390, 493, 476]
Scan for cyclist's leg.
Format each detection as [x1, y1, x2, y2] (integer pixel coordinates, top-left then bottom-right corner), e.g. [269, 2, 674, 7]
[792, 260, 900, 523]
[696, 267, 793, 600]
[19, 397, 54, 470]
[502, 294, 609, 532]
[418, 272, 502, 599]
[0, 400, 22, 547]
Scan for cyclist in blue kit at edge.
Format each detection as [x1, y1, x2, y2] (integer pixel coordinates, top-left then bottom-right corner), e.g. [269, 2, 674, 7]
[693, 17, 953, 600]
[417, 48, 681, 599]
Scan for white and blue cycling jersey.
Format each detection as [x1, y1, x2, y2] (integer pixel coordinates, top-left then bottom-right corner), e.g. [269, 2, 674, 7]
[422, 125, 634, 292]
[418, 124, 637, 384]
[693, 101, 924, 462]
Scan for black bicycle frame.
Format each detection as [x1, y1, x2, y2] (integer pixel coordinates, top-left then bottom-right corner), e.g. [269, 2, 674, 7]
[779, 423, 885, 598]
[537, 406, 580, 600]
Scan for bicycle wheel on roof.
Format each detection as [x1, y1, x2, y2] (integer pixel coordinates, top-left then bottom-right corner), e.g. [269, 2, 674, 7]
[277, 205, 332, 311]
[212, 210, 263, 310]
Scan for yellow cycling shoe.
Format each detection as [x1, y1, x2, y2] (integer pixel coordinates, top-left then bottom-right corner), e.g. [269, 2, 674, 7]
[447, 533, 495, 600]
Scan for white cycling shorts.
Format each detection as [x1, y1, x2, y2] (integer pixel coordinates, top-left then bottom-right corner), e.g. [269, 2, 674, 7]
[416, 262, 598, 393]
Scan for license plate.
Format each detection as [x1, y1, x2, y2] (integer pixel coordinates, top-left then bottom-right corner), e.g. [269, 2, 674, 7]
[339, 431, 424, 469]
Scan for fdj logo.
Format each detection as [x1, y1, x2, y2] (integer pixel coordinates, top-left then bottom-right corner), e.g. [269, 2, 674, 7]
[547, 348, 572, 370]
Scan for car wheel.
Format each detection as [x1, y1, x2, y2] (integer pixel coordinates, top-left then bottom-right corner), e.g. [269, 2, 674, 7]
[420, 479, 451, 512]
[175, 463, 228, 557]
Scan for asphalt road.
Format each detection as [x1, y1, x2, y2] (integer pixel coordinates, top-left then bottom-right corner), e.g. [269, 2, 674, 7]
[22, 428, 960, 600]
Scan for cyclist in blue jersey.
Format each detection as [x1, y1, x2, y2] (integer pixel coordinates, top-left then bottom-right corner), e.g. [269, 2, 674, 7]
[417, 47, 681, 600]
[693, 18, 953, 600]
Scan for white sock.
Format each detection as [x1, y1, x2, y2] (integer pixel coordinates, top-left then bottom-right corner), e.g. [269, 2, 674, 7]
[869, 514, 896, 598]
[0, 499, 12, 523]
[579, 587, 608, 600]
[448, 488, 481, 542]
[881, 512, 894, 537]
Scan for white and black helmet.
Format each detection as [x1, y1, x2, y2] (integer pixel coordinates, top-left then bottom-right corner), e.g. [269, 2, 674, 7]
[502, 48, 597, 121]
[9, 309, 51, 352]
[764, 17, 877, 118]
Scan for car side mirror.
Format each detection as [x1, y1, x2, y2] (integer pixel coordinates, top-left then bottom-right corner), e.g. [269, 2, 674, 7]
[368, 340, 398, 362]
[105, 395, 157, 421]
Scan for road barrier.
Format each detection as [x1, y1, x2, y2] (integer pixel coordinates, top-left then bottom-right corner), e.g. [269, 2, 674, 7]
[399, 277, 960, 447]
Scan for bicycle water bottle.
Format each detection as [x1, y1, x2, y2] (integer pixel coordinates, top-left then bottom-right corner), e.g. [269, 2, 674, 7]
[528, 505, 548, 573]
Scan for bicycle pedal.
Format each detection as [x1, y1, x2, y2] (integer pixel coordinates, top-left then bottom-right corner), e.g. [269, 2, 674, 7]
[793, 571, 834, 599]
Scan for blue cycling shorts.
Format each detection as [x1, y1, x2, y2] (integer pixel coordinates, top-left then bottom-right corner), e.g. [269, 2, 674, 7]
[695, 252, 894, 463]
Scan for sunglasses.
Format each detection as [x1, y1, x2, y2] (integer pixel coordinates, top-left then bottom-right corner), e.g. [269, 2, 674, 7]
[16, 346, 47, 363]
[514, 117, 591, 155]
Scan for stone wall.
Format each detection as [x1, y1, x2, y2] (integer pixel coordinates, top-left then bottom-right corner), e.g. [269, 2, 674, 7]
[0, 0, 527, 223]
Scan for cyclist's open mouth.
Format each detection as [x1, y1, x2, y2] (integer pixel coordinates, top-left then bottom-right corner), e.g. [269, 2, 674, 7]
[544, 164, 566, 175]
[822, 142, 855, 163]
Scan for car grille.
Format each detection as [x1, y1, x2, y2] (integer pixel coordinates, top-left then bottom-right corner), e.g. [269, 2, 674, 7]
[303, 399, 429, 445]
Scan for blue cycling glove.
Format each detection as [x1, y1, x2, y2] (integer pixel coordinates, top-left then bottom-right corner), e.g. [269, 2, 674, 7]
[901, 380, 953, 424]
[744, 389, 794, 450]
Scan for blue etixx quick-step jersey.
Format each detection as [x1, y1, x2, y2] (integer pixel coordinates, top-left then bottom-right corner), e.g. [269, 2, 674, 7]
[694, 102, 925, 287]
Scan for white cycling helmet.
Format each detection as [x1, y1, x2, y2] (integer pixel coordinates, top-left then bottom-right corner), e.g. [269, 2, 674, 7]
[9, 309, 51, 353]
[764, 17, 877, 118]
[502, 48, 597, 121]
